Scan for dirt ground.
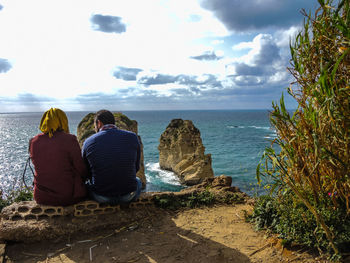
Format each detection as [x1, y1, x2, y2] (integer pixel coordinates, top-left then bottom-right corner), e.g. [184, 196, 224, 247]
[4, 203, 335, 263]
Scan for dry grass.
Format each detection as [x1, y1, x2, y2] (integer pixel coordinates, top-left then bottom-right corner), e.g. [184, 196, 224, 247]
[257, 0, 350, 256]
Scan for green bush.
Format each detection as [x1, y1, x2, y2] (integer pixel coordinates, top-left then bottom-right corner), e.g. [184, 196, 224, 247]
[186, 190, 215, 208]
[9, 187, 33, 203]
[256, 0, 349, 256]
[218, 192, 245, 204]
[250, 192, 350, 255]
[0, 187, 33, 212]
[0, 198, 9, 212]
[154, 189, 217, 210]
[249, 195, 279, 231]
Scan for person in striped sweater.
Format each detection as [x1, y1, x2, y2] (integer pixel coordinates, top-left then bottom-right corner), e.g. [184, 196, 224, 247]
[82, 110, 142, 205]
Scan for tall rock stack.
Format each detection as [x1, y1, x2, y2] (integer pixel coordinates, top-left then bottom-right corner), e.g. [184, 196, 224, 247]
[77, 112, 146, 189]
[158, 119, 214, 185]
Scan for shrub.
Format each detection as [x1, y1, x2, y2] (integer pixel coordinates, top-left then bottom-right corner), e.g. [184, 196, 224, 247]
[249, 195, 279, 231]
[250, 192, 350, 254]
[0, 198, 9, 212]
[257, 0, 350, 256]
[0, 187, 33, 212]
[154, 189, 226, 210]
[154, 190, 215, 210]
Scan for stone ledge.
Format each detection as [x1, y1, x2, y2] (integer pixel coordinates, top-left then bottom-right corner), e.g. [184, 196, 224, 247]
[1, 175, 243, 222]
[1, 192, 156, 222]
[0, 175, 247, 243]
[74, 200, 120, 217]
[1, 201, 68, 221]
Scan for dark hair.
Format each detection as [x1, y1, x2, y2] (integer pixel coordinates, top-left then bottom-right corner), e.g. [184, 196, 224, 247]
[94, 110, 115, 125]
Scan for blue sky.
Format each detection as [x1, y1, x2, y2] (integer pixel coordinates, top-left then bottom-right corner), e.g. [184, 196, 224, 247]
[0, 0, 319, 112]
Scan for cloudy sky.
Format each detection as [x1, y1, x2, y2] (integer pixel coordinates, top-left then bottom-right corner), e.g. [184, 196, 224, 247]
[0, 0, 319, 112]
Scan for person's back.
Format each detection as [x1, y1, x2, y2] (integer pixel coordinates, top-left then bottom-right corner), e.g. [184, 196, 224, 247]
[30, 108, 88, 206]
[83, 128, 140, 196]
[82, 110, 141, 204]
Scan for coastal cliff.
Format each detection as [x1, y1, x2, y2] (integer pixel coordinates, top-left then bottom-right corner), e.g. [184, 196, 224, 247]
[158, 119, 214, 185]
[76, 112, 146, 188]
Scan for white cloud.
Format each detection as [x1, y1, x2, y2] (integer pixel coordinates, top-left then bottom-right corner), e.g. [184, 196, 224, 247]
[211, 39, 224, 45]
[0, 0, 309, 111]
[227, 34, 279, 76]
[274, 26, 301, 48]
[0, 0, 229, 100]
[232, 41, 254, 51]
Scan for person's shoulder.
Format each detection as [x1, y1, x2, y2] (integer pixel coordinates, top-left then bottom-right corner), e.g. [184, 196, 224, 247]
[56, 131, 79, 142]
[61, 132, 77, 139]
[30, 133, 45, 142]
[118, 129, 137, 137]
[118, 129, 139, 143]
[83, 131, 99, 145]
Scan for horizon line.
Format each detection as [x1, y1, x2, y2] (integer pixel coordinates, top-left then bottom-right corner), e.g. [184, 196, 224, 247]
[0, 108, 297, 114]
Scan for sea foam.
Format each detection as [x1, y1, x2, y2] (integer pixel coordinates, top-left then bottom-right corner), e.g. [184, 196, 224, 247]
[145, 162, 181, 186]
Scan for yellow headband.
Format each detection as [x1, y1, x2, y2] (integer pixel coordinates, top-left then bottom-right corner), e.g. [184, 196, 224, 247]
[39, 108, 69, 138]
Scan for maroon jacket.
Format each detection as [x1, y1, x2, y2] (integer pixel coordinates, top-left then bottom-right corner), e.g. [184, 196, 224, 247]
[30, 131, 88, 206]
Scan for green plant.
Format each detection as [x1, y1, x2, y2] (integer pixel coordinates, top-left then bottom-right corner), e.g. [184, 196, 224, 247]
[77, 113, 95, 130]
[215, 192, 245, 204]
[257, 0, 350, 256]
[250, 192, 350, 254]
[154, 190, 217, 210]
[0, 187, 33, 212]
[114, 113, 134, 128]
[79, 130, 96, 143]
[7, 187, 33, 203]
[0, 198, 9, 212]
[249, 195, 279, 231]
[186, 190, 215, 208]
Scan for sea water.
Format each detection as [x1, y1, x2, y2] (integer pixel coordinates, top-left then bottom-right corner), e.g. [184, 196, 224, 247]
[0, 110, 276, 196]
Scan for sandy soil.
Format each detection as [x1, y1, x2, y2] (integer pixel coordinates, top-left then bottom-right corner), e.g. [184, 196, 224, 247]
[4, 203, 333, 263]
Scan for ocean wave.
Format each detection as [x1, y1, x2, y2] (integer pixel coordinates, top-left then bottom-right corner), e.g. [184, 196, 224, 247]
[248, 126, 271, 130]
[264, 131, 278, 139]
[228, 125, 273, 130]
[145, 162, 181, 186]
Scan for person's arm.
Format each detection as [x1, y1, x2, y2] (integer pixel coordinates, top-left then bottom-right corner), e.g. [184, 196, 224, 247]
[28, 137, 33, 154]
[81, 141, 92, 181]
[135, 135, 141, 173]
[70, 136, 89, 180]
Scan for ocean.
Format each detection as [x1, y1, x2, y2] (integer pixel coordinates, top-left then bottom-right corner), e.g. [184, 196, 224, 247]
[0, 110, 276, 197]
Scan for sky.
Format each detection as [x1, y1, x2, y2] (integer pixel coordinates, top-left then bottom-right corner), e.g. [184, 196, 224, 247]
[0, 0, 320, 112]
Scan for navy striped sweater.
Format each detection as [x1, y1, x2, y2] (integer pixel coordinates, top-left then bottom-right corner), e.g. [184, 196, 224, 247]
[82, 128, 140, 196]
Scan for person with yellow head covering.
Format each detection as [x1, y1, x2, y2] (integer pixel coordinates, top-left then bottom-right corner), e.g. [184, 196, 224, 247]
[39, 108, 70, 138]
[29, 108, 88, 206]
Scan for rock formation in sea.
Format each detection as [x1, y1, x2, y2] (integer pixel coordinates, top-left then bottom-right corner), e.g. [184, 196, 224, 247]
[76, 112, 146, 188]
[158, 119, 214, 185]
